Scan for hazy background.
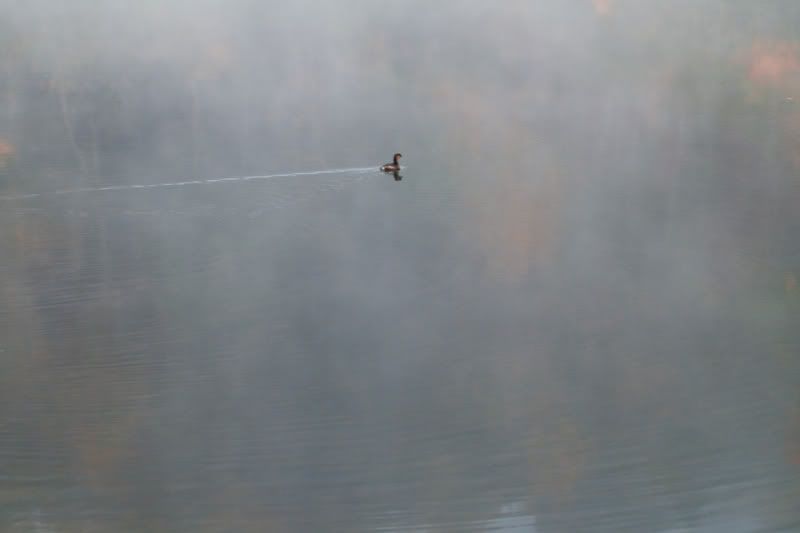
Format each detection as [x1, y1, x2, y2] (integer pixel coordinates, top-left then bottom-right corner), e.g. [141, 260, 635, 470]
[1, 1, 799, 531]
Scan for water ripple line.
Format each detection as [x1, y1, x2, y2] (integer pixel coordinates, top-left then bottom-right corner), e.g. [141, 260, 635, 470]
[0, 166, 380, 201]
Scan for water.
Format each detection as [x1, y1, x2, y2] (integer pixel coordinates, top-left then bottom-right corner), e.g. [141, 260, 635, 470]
[2, 160, 798, 532]
[2, 2, 800, 532]
[0, 166, 381, 201]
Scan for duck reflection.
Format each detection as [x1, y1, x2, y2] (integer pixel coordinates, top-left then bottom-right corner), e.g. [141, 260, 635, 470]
[380, 153, 403, 181]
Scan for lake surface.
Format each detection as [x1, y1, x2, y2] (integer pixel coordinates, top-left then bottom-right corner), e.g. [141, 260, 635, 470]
[2, 159, 798, 532]
[2, 2, 800, 532]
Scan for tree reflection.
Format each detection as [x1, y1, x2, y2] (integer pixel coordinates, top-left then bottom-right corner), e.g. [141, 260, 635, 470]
[1, 1, 800, 532]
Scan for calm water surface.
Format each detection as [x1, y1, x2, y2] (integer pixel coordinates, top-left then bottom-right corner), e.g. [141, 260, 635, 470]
[2, 2, 800, 531]
[2, 161, 798, 532]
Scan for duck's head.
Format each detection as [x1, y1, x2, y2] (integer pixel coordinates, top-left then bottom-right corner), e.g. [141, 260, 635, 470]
[393, 153, 402, 163]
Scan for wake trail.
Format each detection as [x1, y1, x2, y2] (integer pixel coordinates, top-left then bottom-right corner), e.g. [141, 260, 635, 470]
[0, 166, 380, 201]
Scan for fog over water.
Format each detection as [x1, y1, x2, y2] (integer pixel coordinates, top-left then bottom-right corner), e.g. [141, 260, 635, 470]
[1, 1, 800, 531]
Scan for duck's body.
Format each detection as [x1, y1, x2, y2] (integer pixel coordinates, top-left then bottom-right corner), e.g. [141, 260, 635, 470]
[380, 153, 402, 172]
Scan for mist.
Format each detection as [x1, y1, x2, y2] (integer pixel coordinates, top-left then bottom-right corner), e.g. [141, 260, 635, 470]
[1, 1, 799, 531]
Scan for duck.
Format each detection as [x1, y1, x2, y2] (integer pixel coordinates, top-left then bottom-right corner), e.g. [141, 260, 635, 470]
[380, 153, 402, 172]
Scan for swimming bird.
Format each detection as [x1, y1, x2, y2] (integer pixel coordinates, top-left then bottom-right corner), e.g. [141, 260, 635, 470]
[380, 153, 402, 172]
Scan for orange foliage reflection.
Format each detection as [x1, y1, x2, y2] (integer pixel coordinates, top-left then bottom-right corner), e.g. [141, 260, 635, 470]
[747, 41, 800, 87]
[0, 138, 14, 168]
[528, 417, 587, 504]
[592, 0, 613, 16]
[787, 273, 798, 294]
[469, 175, 561, 283]
[433, 82, 564, 284]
